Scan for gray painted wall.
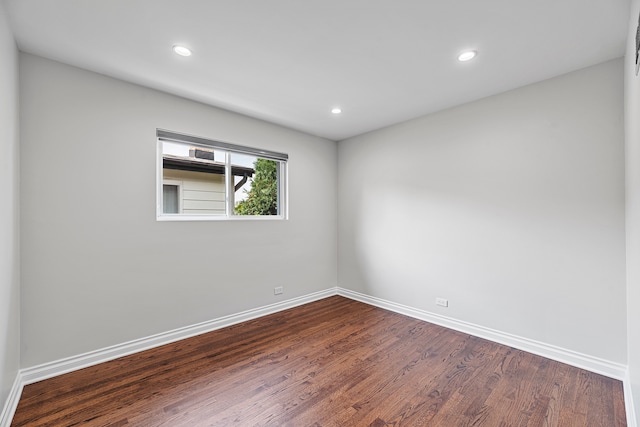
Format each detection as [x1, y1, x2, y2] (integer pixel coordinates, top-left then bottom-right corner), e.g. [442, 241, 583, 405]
[338, 59, 626, 364]
[19, 53, 337, 367]
[625, 0, 640, 423]
[0, 0, 20, 412]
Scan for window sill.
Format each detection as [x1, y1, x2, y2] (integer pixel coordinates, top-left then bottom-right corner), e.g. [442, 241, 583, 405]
[156, 214, 287, 221]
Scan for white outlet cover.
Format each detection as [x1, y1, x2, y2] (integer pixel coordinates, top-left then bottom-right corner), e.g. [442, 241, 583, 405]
[436, 297, 449, 307]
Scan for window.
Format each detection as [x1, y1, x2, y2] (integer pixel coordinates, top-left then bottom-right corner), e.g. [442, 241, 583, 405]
[157, 129, 288, 220]
[162, 180, 182, 214]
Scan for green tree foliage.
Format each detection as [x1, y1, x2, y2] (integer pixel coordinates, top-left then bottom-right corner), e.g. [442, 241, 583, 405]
[235, 158, 278, 215]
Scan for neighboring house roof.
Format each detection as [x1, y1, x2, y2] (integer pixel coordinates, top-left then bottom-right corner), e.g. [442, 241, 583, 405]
[163, 152, 254, 177]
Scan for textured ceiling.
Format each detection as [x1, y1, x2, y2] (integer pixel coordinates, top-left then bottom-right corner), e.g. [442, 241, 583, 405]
[4, 0, 630, 141]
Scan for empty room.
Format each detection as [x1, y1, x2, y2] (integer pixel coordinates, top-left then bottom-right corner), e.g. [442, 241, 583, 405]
[1, 0, 640, 426]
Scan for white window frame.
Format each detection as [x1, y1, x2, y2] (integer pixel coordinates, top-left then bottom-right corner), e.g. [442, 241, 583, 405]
[156, 129, 288, 221]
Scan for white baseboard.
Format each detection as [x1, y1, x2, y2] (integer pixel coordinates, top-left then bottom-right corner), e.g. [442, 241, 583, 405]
[21, 287, 337, 386]
[625, 370, 638, 427]
[337, 287, 627, 380]
[0, 372, 24, 427]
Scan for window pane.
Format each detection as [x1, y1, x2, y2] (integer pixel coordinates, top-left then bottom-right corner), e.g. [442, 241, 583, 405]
[162, 142, 226, 215]
[232, 153, 280, 216]
[163, 185, 179, 213]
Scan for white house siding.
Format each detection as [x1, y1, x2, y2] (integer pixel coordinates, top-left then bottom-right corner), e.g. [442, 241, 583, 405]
[163, 169, 225, 215]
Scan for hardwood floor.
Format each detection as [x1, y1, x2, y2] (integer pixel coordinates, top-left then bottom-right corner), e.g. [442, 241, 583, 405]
[12, 296, 626, 426]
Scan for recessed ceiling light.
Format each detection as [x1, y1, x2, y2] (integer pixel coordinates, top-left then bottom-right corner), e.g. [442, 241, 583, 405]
[173, 45, 192, 57]
[331, 107, 342, 114]
[457, 50, 477, 62]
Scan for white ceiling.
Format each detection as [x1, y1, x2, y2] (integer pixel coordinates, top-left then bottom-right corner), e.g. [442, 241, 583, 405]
[4, 0, 630, 141]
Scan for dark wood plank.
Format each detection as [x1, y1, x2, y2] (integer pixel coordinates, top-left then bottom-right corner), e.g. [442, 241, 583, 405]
[11, 296, 627, 426]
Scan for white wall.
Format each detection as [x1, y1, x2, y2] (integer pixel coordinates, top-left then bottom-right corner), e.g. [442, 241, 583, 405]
[0, 2, 20, 412]
[626, 0, 640, 424]
[0, 0, 20, 412]
[338, 59, 626, 364]
[19, 53, 337, 367]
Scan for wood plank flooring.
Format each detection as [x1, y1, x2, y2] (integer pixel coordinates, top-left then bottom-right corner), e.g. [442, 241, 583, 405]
[12, 296, 626, 426]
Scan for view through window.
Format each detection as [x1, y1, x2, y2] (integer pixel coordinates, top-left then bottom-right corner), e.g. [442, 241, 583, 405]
[157, 130, 287, 220]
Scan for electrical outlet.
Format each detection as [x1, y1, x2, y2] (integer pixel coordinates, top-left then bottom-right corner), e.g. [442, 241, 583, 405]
[274, 286, 284, 295]
[435, 297, 448, 307]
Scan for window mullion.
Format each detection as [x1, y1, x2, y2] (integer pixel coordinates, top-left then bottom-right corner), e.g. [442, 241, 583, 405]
[225, 151, 233, 217]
